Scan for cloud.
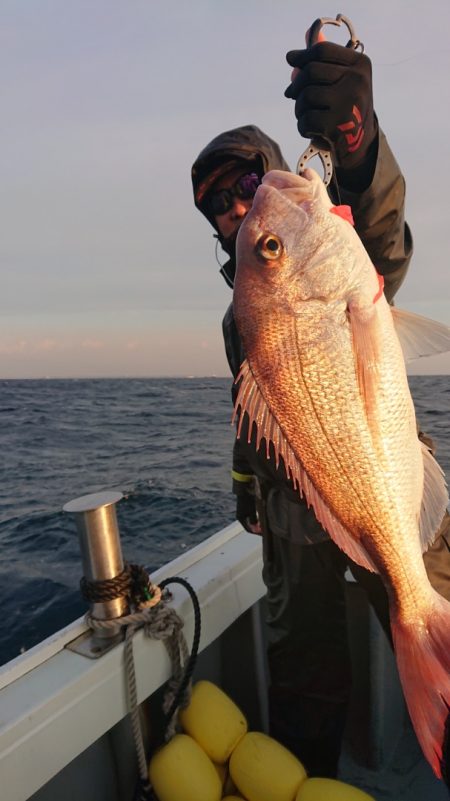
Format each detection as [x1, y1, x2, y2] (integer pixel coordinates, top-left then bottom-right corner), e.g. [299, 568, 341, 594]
[0, 339, 28, 354]
[0, 337, 64, 354]
[36, 338, 60, 352]
[81, 338, 104, 350]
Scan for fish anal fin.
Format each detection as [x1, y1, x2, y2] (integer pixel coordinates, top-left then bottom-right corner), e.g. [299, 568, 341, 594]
[300, 468, 378, 573]
[419, 442, 449, 552]
[233, 359, 377, 573]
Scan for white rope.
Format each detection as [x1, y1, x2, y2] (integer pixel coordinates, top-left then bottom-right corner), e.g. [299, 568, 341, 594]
[86, 601, 191, 795]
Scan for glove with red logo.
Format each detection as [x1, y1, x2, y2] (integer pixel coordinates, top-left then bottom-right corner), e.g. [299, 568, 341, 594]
[285, 42, 377, 174]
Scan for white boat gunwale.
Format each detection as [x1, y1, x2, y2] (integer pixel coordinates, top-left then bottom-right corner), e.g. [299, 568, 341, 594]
[0, 521, 265, 801]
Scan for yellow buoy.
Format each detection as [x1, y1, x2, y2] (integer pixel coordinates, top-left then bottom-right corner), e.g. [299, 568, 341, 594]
[230, 731, 307, 801]
[295, 777, 376, 800]
[179, 680, 248, 763]
[148, 733, 222, 801]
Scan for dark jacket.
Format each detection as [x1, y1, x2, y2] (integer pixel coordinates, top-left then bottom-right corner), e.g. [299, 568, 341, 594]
[192, 125, 414, 544]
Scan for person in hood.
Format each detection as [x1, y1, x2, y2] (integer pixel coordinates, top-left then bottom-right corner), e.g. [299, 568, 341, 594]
[191, 42, 450, 779]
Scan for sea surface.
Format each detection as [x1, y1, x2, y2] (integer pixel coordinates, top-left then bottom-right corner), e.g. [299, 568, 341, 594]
[1, 375, 449, 666]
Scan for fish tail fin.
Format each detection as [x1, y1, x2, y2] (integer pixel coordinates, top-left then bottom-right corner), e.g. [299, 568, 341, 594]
[392, 592, 450, 782]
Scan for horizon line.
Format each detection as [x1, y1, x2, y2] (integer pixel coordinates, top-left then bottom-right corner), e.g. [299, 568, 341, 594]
[0, 373, 448, 381]
[0, 374, 231, 381]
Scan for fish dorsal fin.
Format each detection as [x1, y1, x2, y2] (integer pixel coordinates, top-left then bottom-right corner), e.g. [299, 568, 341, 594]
[233, 359, 378, 573]
[391, 307, 450, 361]
[419, 442, 449, 552]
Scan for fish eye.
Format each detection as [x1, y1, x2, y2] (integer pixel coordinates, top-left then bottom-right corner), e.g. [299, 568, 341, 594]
[256, 234, 283, 261]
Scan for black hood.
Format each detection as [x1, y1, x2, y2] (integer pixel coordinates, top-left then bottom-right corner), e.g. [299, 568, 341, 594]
[191, 125, 290, 287]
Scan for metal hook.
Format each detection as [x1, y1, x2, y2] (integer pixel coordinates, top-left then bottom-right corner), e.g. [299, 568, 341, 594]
[307, 13, 364, 52]
[296, 143, 333, 186]
[297, 14, 364, 185]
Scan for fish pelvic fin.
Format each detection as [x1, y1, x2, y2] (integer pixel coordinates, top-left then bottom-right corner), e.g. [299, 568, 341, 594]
[420, 442, 449, 552]
[233, 359, 377, 572]
[392, 592, 450, 781]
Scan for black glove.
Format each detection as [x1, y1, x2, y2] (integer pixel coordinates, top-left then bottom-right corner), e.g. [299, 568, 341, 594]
[236, 492, 259, 533]
[285, 42, 377, 171]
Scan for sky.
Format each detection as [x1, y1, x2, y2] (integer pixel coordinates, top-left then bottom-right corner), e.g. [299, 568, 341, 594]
[1, 0, 449, 378]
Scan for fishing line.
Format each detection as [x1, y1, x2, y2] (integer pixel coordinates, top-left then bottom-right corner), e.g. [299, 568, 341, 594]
[214, 234, 226, 268]
[375, 48, 450, 67]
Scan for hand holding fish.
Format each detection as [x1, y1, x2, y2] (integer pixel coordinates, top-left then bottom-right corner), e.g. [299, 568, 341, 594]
[285, 41, 377, 173]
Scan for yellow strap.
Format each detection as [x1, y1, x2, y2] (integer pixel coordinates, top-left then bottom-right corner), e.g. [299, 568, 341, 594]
[231, 470, 253, 483]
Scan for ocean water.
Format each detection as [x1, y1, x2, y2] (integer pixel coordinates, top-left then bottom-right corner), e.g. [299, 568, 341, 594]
[0, 375, 448, 666]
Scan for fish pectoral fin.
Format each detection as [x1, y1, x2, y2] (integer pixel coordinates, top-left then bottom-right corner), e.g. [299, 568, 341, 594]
[233, 359, 378, 574]
[348, 303, 383, 426]
[419, 442, 449, 552]
[391, 307, 450, 361]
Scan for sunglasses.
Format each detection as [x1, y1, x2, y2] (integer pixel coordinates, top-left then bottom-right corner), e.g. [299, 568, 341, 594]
[208, 172, 261, 217]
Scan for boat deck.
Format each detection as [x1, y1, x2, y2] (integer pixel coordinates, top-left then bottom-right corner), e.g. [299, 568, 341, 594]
[340, 723, 448, 801]
[1, 523, 448, 801]
[339, 580, 448, 799]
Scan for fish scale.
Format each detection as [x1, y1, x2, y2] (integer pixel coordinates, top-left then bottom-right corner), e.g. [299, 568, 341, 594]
[256, 311, 407, 541]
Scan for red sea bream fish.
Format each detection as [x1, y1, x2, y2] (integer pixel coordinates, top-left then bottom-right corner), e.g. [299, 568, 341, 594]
[233, 168, 450, 779]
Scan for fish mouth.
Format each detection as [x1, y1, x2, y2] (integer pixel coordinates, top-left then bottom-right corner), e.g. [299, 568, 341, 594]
[253, 169, 317, 214]
[236, 169, 319, 258]
[247, 176, 314, 228]
[263, 167, 316, 190]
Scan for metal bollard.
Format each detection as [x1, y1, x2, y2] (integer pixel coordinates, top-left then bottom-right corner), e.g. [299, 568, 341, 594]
[64, 491, 128, 645]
